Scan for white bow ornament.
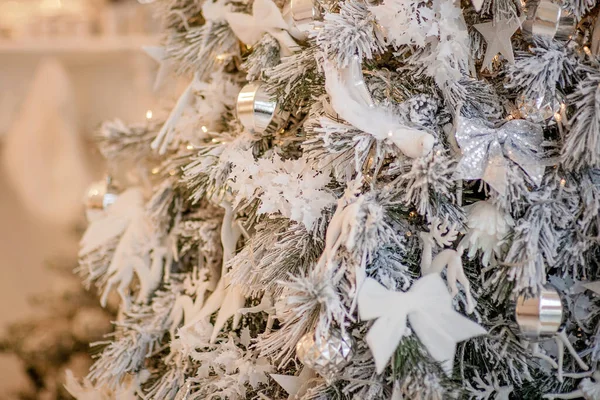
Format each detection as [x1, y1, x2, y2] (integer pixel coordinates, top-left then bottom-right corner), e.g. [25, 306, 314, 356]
[323, 56, 435, 158]
[358, 274, 486, 374]
[225, 0, 300, 56]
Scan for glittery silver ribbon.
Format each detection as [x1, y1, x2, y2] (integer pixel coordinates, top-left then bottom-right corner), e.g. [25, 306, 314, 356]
[454, 116, 545, 194]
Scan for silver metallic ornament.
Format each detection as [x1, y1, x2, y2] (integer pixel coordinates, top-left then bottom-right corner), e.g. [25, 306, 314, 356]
[283, 0, 321, 41]
[517, 94, 561, 123]
[515, 285, 565, 341]
[453, 115, 546, 195]
[236, 82, 278, 134]
[296, 328, 354, 381]
[522, 0, 576, 42]
[86, 177, 119, 210]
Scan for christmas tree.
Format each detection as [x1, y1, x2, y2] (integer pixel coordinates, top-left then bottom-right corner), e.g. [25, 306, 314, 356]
[68, 0, 600, 398]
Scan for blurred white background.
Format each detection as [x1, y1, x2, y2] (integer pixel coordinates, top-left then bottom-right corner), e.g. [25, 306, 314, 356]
[0, 0, 162, 396]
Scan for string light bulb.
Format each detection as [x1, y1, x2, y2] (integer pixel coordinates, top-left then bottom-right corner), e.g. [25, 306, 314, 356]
[146, 110, 153, 120]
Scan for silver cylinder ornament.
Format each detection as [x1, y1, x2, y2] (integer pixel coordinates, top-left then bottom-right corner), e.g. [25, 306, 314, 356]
[236, 82, 278, 134]
[521, 0, 576, 41]
[283, 0, 321, 41]
[296, 328, 354, 381]
[86, 176, 119, 210]
[515, 285, 564, 341]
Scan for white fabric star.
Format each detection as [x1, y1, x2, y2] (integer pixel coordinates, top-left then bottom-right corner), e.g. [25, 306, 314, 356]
[270, 367, 316, 399]
[474, 16, 525, 71]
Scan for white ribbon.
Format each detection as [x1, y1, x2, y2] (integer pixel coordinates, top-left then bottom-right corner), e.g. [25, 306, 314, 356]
[323, 56, 435, 158]
[358, 274, 486, 374]
[225, 0, 299, 56]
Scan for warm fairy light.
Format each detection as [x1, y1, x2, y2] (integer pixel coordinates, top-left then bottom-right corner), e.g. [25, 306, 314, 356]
[169, 169, 177, 176]
[584, 46, 592, 56]
[201, 126, 208, 133]
[216, 54, 228, 61]
[554, 112, 562, 122]
[387, 131, 393, 137]
[151, 167, 160, 174]
[211, 138, 219, 143]
[40, 0, 63, 11]
[146, 110, 153, 120]
[186, 144, 194, 150]
[560, 178, 566, 187]
[406, 231, 412, 237]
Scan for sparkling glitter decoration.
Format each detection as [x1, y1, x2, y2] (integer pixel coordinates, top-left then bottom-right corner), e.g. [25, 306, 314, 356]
[453, 115, 546, 194]
[517, 94, 561, 123]
[296, 328, 354, 381]
[515, 285, 564, 340]
[86, 176, 119, 210]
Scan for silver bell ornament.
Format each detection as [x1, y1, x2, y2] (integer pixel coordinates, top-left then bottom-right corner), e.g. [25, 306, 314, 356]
[283, 0, 322, 41]
[521, 0, 576, 42]
[86, 176, 119, 210]
[296, 328, 354, 381]
[236, 82, 278, 134]
[515, 285, 565, 341]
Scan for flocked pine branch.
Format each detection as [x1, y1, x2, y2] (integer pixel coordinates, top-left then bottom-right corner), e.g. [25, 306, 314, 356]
[562, 66, 600, 171]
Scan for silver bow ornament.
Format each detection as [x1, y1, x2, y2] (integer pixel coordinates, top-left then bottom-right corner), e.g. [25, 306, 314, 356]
[225, 0, 300, 56]
[358, 274, 486, 374]
[454, 116, 546, 194]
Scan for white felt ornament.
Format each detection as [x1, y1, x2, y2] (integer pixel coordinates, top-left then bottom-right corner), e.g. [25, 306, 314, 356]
[419, 217, 475, 314]
[322, 56, 435, 158]
[270, 367, 316, 399]
[151, 73, 199, 154]
[80, 188, 165, 310]
[225, 0, 300, 56]
[358, 274, 486, 374]
[143, 46, 173, 92]
[316, 178, 363, 273]
[186, 201, 245, 343]
[474, 16, 525, 70]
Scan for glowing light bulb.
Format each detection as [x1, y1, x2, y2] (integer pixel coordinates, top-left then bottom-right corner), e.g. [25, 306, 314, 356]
[201, 126, 208, 133]
[146, 110, 153, 120]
